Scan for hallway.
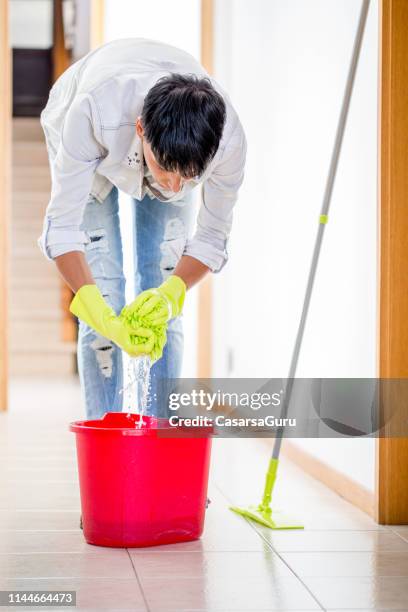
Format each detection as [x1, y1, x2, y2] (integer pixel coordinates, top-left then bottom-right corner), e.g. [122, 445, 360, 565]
[10, 119, 76, 376]
[1, 379, 408, 610]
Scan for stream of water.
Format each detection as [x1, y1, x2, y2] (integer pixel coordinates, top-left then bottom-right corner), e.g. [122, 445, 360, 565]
[120, 355, 152, 427]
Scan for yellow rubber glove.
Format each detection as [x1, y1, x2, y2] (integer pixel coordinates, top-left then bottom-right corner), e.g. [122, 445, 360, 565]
[69, 284, 155, 357]
[122, 275, 186, 327]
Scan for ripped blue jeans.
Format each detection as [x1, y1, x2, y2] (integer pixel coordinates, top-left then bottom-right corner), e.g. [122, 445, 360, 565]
[77, 186, 196, 419]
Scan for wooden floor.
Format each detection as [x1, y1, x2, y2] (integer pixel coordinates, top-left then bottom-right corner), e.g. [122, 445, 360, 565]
[10, 118, 76, 376]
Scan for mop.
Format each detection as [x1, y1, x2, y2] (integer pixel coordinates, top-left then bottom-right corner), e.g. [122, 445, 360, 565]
[230, 0, 370, 530]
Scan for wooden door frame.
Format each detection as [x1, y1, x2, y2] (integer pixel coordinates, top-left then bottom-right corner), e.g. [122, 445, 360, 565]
[52, 0, 78, 343]
[0, 0, 11, 412]
[197, 0, 214, 378]
[376, 0, 408, 524]
[90, 0, 105, 50]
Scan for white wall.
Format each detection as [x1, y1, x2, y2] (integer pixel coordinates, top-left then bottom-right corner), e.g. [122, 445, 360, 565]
[9, 0, 53, 48]
[103, 0, 201, 382]
[72, 0, 91, 60]
[104, 0, 201, 56]
[213, 0, 378, 492]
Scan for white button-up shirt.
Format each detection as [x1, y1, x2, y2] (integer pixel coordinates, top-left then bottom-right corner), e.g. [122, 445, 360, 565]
[38, 38, 247, 272]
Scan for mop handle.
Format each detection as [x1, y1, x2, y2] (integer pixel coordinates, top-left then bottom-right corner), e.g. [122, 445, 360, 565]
[272, 0, 370, 461]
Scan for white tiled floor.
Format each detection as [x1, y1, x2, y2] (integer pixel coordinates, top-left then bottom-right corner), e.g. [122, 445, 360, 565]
[1, 378, 408, 611]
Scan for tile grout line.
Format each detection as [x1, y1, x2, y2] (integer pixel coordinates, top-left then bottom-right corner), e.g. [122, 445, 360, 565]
[126, 548, 151, 612]
[389, 527, 408, 544]
[0, 509, 81, 512]
[0, 551, 133, 556]
[213, 482, 327, 611]
[0, 576, 158, 582]
[248, 524, 328, 611]
[0, 530, 82, 533]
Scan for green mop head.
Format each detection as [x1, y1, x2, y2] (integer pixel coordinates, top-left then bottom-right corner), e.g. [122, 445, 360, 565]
[229, 458, 304, 530]
[230, 505, 303, 530]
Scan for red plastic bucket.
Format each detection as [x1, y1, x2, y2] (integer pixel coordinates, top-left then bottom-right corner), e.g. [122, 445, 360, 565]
[69, 412, 212, 548]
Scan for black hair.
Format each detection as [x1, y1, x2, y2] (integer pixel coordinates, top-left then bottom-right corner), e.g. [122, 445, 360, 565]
[141, 73, 226, 178]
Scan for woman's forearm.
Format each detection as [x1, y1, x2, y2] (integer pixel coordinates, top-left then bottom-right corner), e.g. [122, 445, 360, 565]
[173, 255, 210, 289]
[55, 252, 209, 295]
[54, 251, 95, 293]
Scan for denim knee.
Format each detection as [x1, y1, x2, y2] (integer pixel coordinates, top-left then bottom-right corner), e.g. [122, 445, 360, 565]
[86, 328, 120, 380]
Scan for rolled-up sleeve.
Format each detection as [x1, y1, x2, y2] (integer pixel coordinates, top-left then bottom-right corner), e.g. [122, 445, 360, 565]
[38, 93, 105, 261]
[184, 120, 247, 272]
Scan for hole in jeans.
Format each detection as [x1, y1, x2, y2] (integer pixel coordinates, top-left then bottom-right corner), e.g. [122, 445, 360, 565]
[85, 228, 109, 254]
[90, 336, 115, 378]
